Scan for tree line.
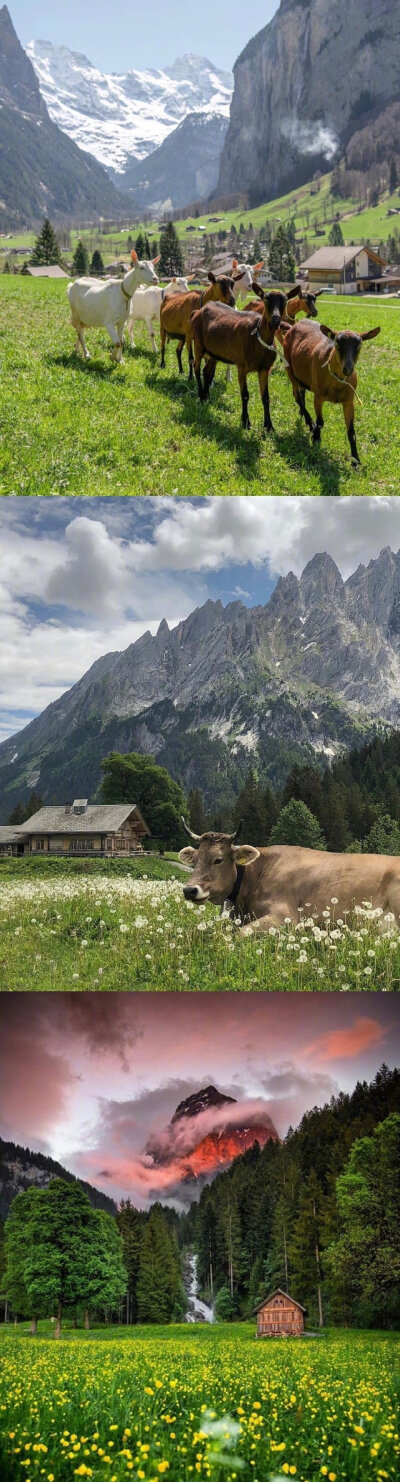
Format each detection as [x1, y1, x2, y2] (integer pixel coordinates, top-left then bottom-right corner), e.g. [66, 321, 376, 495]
[181, 1068, 400, 1329]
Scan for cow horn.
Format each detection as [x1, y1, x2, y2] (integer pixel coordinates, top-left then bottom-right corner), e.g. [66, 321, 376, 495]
[181, 816, 201, 842]
[231, 819, 243, 842]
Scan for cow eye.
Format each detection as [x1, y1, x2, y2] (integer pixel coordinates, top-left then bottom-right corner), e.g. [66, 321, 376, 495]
[213, 857, 223, 866]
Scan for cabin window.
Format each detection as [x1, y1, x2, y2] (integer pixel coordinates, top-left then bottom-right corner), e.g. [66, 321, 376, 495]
[35, 839, 45, 851]
[70, 838, 94, 852]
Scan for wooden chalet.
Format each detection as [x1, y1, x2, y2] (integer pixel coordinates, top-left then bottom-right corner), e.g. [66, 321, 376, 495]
[254, 1288, 306, 1337]
[0, 800, 150, 858]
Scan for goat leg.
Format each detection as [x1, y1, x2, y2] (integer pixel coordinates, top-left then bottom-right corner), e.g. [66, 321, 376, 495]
[176, 340, 185, 375]
[343, 395, 360, 466]
[160, 323, 167, 369]
[238, 367, 251, 429]
[258, 369, 274, 434]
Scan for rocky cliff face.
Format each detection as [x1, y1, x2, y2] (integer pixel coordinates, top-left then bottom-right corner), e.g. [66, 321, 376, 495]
[218, 0, 400, 202]
[1, 548, 400, 816]
[0, 6, 131, 226]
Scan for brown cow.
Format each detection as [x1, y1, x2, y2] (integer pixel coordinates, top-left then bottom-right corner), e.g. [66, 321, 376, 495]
[179, 821, 400, 933]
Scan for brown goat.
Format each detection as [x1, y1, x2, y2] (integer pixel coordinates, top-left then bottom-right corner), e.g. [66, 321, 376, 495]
[191, 282, 283, 433]
[160, 272, 236, 379]
[282, 319, 381, 465]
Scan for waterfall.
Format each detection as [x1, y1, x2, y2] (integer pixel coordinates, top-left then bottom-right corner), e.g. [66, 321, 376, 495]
[186, 1253, 214, 1323]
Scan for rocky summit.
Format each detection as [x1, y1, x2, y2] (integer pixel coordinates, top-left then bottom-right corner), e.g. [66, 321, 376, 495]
[1, 548, 400, 817]
[218, 0, 400, 202]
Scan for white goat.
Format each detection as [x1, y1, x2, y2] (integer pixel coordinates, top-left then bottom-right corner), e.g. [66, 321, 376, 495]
[67, 249, 160, 363]
[128, 276, 189, 353]
[226, 258, 264, 381]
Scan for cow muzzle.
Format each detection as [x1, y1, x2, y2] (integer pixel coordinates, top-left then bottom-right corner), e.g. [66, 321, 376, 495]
[183, 884, 209, 902]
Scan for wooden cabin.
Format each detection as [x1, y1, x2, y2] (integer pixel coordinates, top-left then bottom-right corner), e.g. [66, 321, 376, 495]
[254, 1288, 306, 1337]
[0, 801, 150, 857]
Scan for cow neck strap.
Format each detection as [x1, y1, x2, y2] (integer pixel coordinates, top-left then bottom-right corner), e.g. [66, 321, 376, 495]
[227, 864, 245, 906]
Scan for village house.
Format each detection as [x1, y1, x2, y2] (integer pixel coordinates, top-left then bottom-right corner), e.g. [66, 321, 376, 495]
[254, 1288, 306, 1337]
[0, 800, 150, 857]
[301, 244, 385, 293]
[24, 265, 69, 279]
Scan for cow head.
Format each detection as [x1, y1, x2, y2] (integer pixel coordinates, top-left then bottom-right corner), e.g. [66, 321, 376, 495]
[320, 323, 380, 377]
[179, 819, 260, 906]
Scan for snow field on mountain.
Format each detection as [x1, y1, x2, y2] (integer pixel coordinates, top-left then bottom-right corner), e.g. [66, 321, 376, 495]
[0, 280, 396, 497]
[0, 867, 399, 991]
[26, 44, 233, 173]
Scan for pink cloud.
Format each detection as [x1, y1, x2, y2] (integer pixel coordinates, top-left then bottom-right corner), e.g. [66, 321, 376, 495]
[305, 1016, 387, 1063]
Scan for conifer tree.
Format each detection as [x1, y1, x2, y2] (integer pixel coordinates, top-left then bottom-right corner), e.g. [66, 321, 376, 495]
[31, 219, 61, 266]
[117, 1200, 143, 1323]
[159, 222, 184, 277]
[328, 221, 344, 246]
[269, 224, 296, 281]
[90, 249, 104, 275]
[73, 240, 90, 276]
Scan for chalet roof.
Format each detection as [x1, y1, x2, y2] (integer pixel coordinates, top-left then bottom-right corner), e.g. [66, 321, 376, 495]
[253, 1287, 307, 1315]
[0, 826, 25, 843]
[302, 245, 385, 270]
[26, 265, 69, 278]
[20, 804, 149, 835]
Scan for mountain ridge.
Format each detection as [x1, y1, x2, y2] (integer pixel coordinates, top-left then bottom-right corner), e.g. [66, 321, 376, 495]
[0, 1136, 117, 1221]
[1, 548, 400, 817]
[0, 6, 132, 226]
[26, 39, 232, 175]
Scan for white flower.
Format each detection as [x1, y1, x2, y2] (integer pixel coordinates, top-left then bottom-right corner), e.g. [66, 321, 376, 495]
[331, 896, 339, 905]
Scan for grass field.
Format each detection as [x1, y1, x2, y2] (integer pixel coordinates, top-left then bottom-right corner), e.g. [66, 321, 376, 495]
[1, 279, 398, 497]
[0, 865, 399, 991]
[0, 1324, 399, 1482]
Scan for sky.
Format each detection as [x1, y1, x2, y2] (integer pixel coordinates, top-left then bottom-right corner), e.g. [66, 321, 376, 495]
[1, 495, 400, 746]
[0, 991, 397, 1207]
[9, 1, 278, 72]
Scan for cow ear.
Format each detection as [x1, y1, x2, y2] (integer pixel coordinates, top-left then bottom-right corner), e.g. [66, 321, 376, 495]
[130, 248, 138, 263]
[233, 844, 260, 866]
[360, 325, 381, 341]
[320, 323, 336, 340]
[179, 846, 197, 865]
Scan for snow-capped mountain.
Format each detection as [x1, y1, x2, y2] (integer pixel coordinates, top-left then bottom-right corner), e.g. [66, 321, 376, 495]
[145, 1086, 279, 1186]
[26, 41, 233, 174]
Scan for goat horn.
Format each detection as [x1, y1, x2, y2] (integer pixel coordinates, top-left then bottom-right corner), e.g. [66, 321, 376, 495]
[231, 819, 243, 843]
[181, 816, 201, 842]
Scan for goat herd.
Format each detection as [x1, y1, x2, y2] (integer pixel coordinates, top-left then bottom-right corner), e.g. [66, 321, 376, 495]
[67, 247, 381, 465]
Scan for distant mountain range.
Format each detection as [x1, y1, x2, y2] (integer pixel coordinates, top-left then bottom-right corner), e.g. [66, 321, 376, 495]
[1, 548, 400, 820]
[27, 41, 232, 176]
[0, 1137, 117, 1221]
[120, 111, 229, 213]
[0, 6, 132, 227]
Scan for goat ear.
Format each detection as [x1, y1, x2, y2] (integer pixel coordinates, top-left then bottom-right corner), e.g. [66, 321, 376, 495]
[251, 281, 264, 299]
[287, 284, 301, 299]
[232, 258, 238, 269]
[152, 255, 161, 265]
[130, 249, 138, 263]
[253, 260, 264, 272]
[314, 290, 324, 297]
[360, 325, 381, 341]
[320, 323, 336, 340]
[208, 270, 216, 283]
